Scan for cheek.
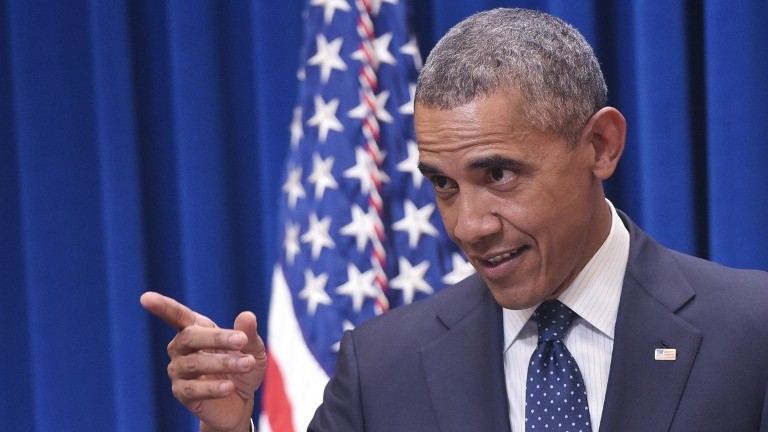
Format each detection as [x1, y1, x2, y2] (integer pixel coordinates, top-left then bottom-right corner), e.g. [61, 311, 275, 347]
[538, 201, 594, 272]
[519, 170, 591, 228]
[499, 188, 557, 229]
[500, 188, 579, 256]
[435, 201, 458, 236]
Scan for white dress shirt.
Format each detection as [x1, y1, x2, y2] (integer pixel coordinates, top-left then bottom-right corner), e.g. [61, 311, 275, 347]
[503, 200, 629, 432]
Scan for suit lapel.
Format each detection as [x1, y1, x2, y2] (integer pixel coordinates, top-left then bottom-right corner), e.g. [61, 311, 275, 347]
[420, 278, 511, 432]
[599, 215, 703, 431]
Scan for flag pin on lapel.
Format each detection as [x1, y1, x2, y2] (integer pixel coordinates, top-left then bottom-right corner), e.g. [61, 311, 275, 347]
[655, 348, 677, 361]
[655, 339, 676, 361]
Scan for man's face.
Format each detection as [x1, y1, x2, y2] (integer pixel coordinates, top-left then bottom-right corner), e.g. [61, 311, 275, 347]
[415, 91, 610, 309]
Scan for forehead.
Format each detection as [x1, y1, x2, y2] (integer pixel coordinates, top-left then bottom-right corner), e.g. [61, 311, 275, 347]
[415, 90, 525, 132]
[414, 91, 550, 166]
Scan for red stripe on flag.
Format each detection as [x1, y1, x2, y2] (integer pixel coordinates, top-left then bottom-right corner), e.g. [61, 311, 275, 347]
[262, 351, 296, 432]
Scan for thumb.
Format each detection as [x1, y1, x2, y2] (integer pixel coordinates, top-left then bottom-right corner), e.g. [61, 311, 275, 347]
[234, 311, 265, 359]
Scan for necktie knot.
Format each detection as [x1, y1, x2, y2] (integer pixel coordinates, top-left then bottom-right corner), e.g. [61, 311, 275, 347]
[533, 300, 577, 342]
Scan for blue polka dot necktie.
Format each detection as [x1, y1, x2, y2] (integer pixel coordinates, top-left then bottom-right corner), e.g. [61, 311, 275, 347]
[526, 300, 591, 432]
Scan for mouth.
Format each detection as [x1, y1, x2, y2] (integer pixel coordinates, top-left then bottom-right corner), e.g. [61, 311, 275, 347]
[480, 246, 530, 267]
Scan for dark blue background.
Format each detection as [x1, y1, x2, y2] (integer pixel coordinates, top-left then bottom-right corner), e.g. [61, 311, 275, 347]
[1, 1, 766, 431]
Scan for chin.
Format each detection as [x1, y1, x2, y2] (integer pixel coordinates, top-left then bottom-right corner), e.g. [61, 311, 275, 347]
[487, 284, 541, 310]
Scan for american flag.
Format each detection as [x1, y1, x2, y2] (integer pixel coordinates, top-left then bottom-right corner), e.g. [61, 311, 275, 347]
[654, 348, 677, 361]
[259, 1, 474, 431]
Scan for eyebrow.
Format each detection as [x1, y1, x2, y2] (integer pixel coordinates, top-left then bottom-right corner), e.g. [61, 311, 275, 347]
[417, 161, 441, 176]
[418, 155, 527, 176]
[466, 155, 526, 171]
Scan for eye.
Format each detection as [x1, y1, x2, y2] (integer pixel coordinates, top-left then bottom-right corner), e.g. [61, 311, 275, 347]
[428, 175, 458, 193]
[487, 168, 514, 184]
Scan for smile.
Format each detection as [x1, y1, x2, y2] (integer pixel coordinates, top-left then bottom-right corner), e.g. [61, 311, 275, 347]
[484, 246, 529, 265]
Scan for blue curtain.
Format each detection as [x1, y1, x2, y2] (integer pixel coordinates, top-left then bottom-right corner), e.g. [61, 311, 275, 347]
[1, 1, 766, 431]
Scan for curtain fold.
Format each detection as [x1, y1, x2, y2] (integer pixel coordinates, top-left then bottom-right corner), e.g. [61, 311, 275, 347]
[1, 1, 766, 430]
[629, 2, 698, 253]
[704, 1, 768, 268]
[89, 1, 156, 430]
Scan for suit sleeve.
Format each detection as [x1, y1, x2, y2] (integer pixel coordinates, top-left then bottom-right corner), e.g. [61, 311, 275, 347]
[307, 330, 365, 432]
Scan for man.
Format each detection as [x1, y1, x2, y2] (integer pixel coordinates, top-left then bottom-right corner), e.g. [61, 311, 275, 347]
[141, 8, 768, 432]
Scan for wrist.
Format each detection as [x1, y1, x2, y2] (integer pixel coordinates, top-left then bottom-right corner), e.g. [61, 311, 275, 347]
[200, 417, 253, 432]
[198, 394, 255, 432]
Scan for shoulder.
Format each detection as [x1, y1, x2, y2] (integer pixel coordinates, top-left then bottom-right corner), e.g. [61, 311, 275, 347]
[669, 250, 768, 320]
[622, 210, 768, 309]
[622, 211, 768, 335]
[332, 273, 492, 392]
[669, 249, 768, 291]
[352, 273, 489, 340]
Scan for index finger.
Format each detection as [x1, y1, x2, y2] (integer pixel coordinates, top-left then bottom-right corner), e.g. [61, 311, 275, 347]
[140, 291, 216, 330]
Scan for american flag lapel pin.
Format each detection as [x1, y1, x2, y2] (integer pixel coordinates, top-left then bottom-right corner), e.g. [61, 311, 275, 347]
[655, 339, 677, 361]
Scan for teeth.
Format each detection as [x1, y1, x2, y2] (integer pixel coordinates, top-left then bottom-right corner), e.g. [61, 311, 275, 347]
[487, 248, 523, 264]
[487, 253, 511, 264]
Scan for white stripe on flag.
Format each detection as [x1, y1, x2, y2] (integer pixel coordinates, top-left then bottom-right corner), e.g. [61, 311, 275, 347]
[262, 265, 329, 431]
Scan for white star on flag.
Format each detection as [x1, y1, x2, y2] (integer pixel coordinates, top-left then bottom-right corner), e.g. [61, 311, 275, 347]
[441, 252, 476, 285]
[299, 270, 332, 315]
[307, 96, 344, 143]
[308, 153, 339, 200]
[398, 83, 416, 115]
[351, 32, 397, 69]
[307, 34, 347, 83]
[282, 167, 306, 209]
[390, 257, 433, 304]
[393, 200, 439, 248]
[301, 213, 335, 259]
[283, 222, 301, 264]
[290, 106, 304, 149]
[400, 36, 422, 70]
[343, 147, 390, 195]
[396, 140, 423, 187]
[368, 0, 399, 16]
[310, 0, 350, 24]
[340, 204, 378, 252]
[348, 90, 394, 124]
[336, 264, 379, 312]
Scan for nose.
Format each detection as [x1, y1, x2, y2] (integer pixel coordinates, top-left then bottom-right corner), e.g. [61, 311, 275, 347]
[451, 189, 500, 245]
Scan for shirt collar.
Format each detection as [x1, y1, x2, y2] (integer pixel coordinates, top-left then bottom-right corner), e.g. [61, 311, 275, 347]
[503, 199, 630, 350]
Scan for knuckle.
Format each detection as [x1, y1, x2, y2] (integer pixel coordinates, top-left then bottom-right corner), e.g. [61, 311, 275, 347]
[171, 382, 189, 402]
[177, 327, 194, 346]
[170, 354, 204, 378]
[177, 381, 197, 399]
[214, 331, 229, 346]
[185, 355, 202, 374]
[221, 355, 235, 369]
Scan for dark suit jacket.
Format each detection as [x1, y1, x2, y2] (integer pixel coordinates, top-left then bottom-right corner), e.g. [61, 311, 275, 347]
[308, 213, 768, 431]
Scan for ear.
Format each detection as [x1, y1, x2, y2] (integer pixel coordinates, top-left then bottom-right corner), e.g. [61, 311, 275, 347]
[582, 107, 626, 180]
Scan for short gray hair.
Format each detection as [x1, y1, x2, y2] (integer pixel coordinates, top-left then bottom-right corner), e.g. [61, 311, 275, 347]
[415, 8, 607, 144]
